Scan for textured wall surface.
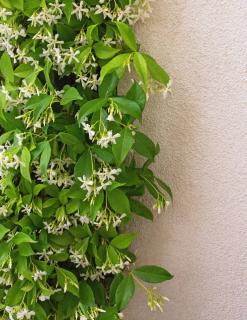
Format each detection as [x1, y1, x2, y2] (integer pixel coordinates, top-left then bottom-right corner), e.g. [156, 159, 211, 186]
[126, 1, 247, 319]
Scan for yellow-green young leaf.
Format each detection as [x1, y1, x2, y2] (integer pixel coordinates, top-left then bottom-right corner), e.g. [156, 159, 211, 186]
[111, 233, 137, 249]
[25, 94, 53, 122]
[0, 52, 14, 82]
[0, 224, 9, 240]
[115, 275, 135, 310]
[93, 42, 120, 60]
[0, 0, 13, 9]
[142, 53, 170, 86]
[112, 127, 135, 165]
[100, 53, 132, 81]
[133, 52, 148, 90]
[115, 21, 138, 52]
[133, 265, 174, 283]
[60, 87, 83, 105]
[86, 24, 98, 45]
[75, 47, 92, 75]
[107, 189, 130, 214]
[20, 147, 31, 182]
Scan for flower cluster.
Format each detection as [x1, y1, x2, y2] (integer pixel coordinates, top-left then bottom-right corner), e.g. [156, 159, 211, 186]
[0, 1, 173, 319]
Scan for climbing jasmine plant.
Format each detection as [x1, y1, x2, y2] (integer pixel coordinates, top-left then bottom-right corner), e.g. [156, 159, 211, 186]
[0, 0, 173, 319]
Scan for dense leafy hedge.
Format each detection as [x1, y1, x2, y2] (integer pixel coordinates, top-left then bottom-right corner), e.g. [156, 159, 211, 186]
[0, 0, 173, 319]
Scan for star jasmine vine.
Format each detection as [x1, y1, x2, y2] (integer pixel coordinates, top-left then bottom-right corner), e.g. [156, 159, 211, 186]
[0, 0, 173, 319]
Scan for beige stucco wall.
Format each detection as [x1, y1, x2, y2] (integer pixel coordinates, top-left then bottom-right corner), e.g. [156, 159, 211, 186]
[126, 1, 247, 319]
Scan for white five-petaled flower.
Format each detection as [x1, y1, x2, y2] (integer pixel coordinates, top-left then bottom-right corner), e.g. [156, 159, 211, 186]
[32, 270, 47, 282]
[65, 47, 80, 64]
[97, 131, 120, 148]
[0, 8, 12, 21]
[78, 176, 94, 194]
[39, 295, 50, 301]
[82, 122, 95, 140]
[16, 309, 35, 320]
[72, 1, 90, 20]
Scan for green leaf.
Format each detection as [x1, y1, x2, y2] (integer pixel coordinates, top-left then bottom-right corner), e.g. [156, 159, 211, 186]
[20, 147, 31, 182]
[59, 133, 85, 153]
[18, 243, 34, 256]
[133, 265, 173, 283]
[94, 42, 120, 59]
[126, 81, 146, 111]
[44, 59, 54, 92]
[133, 131, 156, 159]
[0, 224, 9, 240]
[79, 281, 95, 307]
[60, 87, 83, 105]
[63, 0, 73, 22]
[78, 98, 107, 120]
[40, 141, 51, 176]
[115, 275, 135, 310]
[100, 53, 132, 81]
[108, 189, 130, 214]
[25, 94, 53, 122]
[99, 72, 119, 98]
[14, 64, 35, 78]
[133, 52, 148, 90]
[5, 280, 25, 306]
[142, 53, 170, 86]
[156, 178, 173, 201]
[130, 199, 153, 221]
[0, 52, 14, 82]
[109, 274, 124, 305]
[75, 150, 93, 177]
[111, 233, 136, 249]
[9, 0, 23, 10]
[13, 232, 37, 245]
[115, 22, 138, 51]
[74, 47, 92, 75]
[111, 97, 141, 119]
[112, 127, 134, 165]
[34, 304, 47, 320]
[56, 267, 79, 297]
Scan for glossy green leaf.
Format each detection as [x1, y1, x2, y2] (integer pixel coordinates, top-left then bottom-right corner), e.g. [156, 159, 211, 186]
[79, 281, 95, 307]
[108, 189, 130, 214]
[0, 52, 14, 82]
[115, 22, 138, 51]
[130, 199, 153, 221]
[20, 147, 32, 182]
[94, 42, 120, 59]
[142, 53, 170, 85]
[133, 52, 148, 90]
[111, 97, 141, 119]
[100, 53, 132, 81]
[111, 233, 136, 249]
[60, 87, 83, 105]
[56, 267, 79, 297]
[0, 224, 9, 240]
[112, 127, 134, 165]
[13, 232, 37, 244]
[133, 265, 173, 283]
[133, 131, 156, 159]
[40, 141, 51, 176]
[78, 98, 107, 120]
[115, 275, 135, 310]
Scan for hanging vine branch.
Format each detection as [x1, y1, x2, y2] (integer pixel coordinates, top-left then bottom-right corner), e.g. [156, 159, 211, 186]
[0, 0, 173, 319]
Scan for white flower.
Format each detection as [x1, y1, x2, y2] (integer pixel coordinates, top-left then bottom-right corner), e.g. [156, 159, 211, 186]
[72, 1, 89, 20]
[78, 176, 94, 195]
[39, 295, 50, 301]
[16, 309, 35, 320]
[163, 79, 173, 99]
[80, 316, 87, 320]
[49, 0, 65, 14]
[22, 204, 32, 216]
[0, 205, 8, 217]
[32, 270, 47, 282]
[97, 131, 120, 148]
[65, 47, 80, 64]
[106, 113, 115, 122]
[82, 122, 95, 140]
[0, 8, 12, 21]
